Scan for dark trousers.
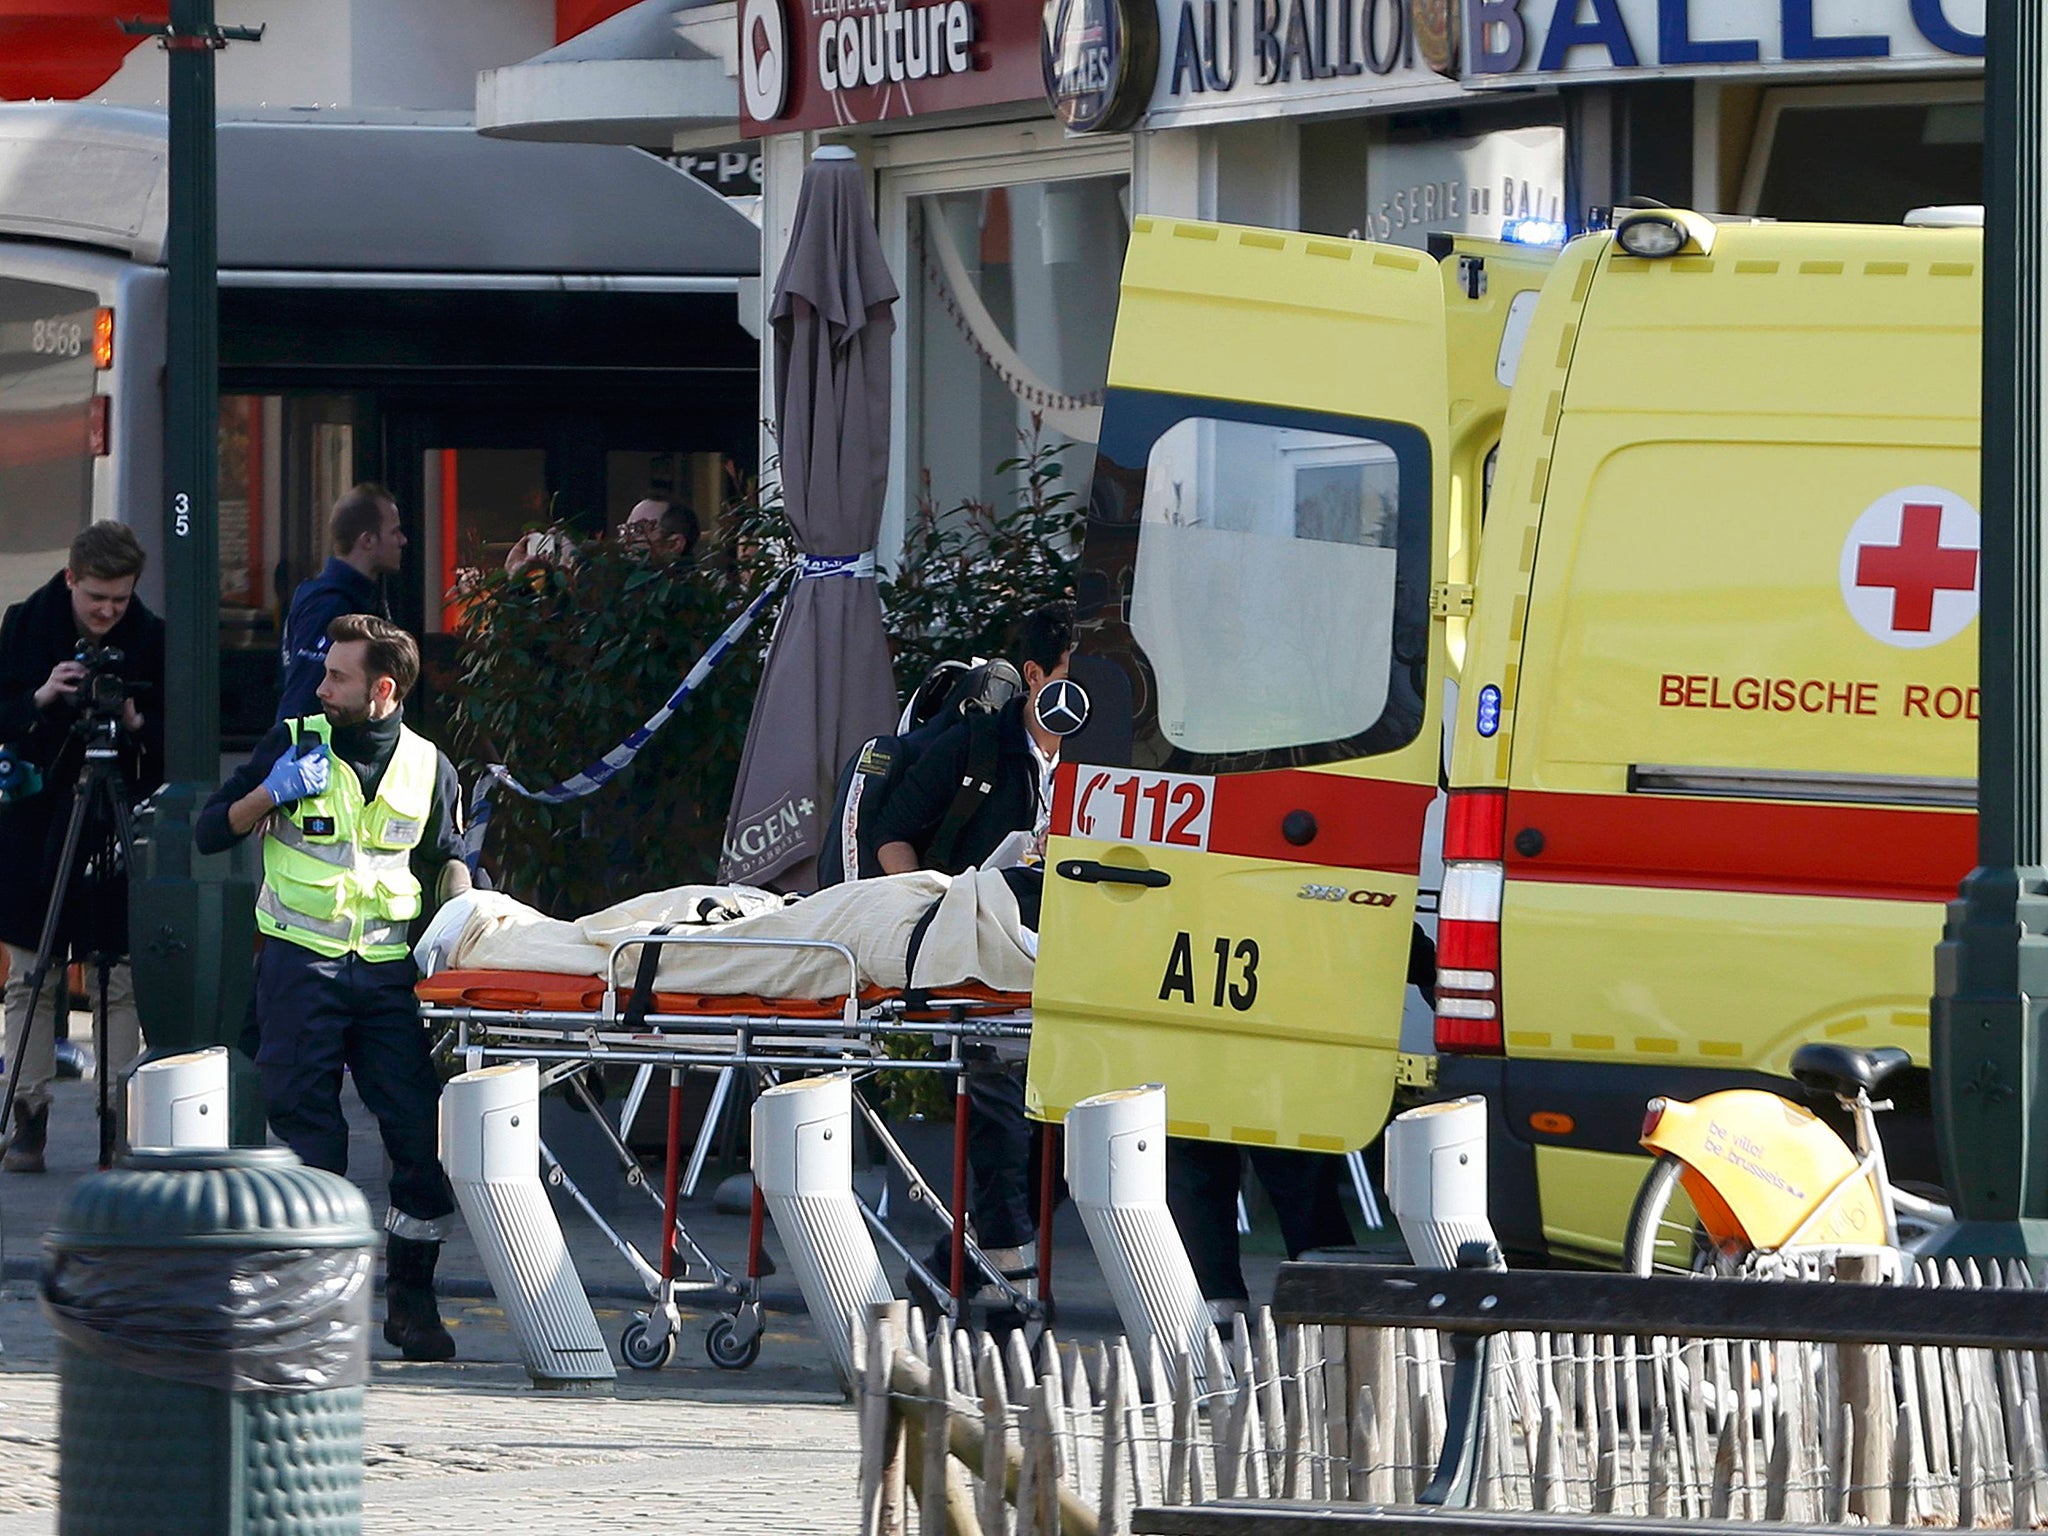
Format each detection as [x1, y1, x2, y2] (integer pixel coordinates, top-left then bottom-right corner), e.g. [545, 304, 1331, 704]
[1166, 1137, 1354, 1302]
[966, 1064, 1038, 1252]
[254, 940, 455, 1224]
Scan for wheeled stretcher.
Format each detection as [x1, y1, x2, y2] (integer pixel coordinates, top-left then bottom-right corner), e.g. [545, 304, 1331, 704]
[418, 927, 1044, 1371]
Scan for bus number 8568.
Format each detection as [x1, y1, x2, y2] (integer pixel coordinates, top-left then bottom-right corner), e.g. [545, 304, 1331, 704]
[30, 317, 86, 358]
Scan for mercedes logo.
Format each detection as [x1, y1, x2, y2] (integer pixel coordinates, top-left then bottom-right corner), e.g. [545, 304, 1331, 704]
[1035, 678, 1091, 737]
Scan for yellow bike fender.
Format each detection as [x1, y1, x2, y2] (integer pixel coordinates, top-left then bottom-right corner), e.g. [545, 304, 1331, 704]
[1641, 1090, 1884, 1253]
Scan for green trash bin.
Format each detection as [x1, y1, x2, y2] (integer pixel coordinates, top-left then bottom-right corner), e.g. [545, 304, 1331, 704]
[41, 1147, 377, 1536]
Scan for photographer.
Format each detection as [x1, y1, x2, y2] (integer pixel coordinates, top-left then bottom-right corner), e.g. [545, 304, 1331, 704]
[0, 524, 163, 1173]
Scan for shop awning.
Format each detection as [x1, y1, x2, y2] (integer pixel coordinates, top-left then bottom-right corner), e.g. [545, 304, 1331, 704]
[0, 102, 759, 274]
[476, 0, 737, 148]
[0, 2, 164, 102]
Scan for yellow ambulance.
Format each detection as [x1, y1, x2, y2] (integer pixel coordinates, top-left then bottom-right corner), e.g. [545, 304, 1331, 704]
[1027, 208, 1979, 1266]
[1027, 220, 1551, 1159]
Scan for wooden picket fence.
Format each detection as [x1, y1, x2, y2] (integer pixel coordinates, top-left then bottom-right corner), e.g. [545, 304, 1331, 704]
[855, 1258, 2048, 1534]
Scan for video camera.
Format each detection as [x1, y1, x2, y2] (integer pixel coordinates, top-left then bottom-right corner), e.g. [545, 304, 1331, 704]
[0, 644, 131, 801]
[70, 642, 133, 744]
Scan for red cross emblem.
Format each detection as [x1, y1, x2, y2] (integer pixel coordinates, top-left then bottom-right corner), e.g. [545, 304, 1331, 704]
[1853, 501, 1979, 633]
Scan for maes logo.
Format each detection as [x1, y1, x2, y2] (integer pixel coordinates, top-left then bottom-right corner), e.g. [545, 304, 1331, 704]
[1839, 485, 1980, 650]
[1041, 0, 1157, 133]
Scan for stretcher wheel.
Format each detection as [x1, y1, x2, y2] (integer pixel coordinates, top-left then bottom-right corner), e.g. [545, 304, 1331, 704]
[705, 1315, 761, 1370]
[621, 1317, 676, 1370]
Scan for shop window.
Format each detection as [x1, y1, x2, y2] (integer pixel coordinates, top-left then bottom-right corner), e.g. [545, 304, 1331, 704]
[218, 395, 272, 615]
[421, 447, 548, 632]
[214, 393, 364, 743]
[909, 176, 1128, 529]
[1744, 85, 1983, 223]
[605, 449, 725, 543]
[265, 394, 370, 616]
[217, 394, 283, 744]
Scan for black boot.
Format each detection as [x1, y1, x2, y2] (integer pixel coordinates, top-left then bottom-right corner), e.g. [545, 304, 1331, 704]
[383, 1235, 456, 1361]
[2, 1103, 48, 1174]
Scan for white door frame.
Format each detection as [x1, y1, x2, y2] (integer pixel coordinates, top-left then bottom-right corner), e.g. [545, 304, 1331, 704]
[874, 125, 1132, 569]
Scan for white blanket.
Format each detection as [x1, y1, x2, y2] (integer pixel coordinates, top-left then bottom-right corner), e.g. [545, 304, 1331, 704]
[419, 868, 1035, 1000]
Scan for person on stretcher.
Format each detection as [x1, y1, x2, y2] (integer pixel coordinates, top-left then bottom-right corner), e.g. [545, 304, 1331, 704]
[414, 863, 1037, 1002]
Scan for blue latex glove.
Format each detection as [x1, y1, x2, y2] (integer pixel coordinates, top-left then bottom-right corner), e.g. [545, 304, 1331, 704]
[262, 743, 330, 806]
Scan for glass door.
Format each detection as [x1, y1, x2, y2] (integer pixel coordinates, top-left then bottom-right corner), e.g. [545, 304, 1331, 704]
[419, 446, 550, 634]
[216, 391, 375, 747]
[379, 400, 740, 740]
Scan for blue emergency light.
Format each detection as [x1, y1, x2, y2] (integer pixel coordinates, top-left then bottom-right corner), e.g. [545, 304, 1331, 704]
[1501, 217, 1568, 248]
[1476, 684, 1503, 737]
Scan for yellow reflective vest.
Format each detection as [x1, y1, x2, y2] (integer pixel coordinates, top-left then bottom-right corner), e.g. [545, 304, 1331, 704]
[257, 716, 438, 962]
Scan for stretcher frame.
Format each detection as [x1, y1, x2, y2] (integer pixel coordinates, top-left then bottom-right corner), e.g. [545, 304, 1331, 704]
[421, 930, 1045, 1371]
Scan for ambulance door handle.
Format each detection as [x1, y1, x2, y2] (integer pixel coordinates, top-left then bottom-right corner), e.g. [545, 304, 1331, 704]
[1056, 859, 1171, 889]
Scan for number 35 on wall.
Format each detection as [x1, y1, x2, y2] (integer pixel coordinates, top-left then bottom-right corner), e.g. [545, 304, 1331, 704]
[1069, 768, 1214, 851]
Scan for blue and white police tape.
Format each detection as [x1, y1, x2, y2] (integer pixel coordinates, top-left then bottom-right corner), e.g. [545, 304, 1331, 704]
[797, 550, 876, 580]
[460, 550, 881, 869]
[462, 571, 789, 867]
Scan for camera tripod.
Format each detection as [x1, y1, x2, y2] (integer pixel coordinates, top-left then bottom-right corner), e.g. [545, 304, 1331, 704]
[0, 718, 138, 1171]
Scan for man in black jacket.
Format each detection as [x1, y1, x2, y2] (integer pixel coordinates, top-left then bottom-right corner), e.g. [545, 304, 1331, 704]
[275, 483, 404, 722]
[0, 524, 164, 1173]
[873, 603, 1072, 1311]
[873, 603, 1073, 889]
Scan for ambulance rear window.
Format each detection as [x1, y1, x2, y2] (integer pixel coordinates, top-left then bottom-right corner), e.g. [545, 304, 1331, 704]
[1079, 390, 1430, 774]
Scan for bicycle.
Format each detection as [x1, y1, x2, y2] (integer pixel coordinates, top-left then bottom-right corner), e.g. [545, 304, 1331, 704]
[1622, 1042, 1953, 1278]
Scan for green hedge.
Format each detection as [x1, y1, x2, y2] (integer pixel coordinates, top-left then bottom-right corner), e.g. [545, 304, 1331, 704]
[454, 438, 1082, 912]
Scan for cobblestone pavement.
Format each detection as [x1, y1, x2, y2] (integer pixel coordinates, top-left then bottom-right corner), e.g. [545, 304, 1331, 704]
[0, 1057, 1348, 1530]
[0, 1284, 859, 1534]
[0, 1078, 873, 1534]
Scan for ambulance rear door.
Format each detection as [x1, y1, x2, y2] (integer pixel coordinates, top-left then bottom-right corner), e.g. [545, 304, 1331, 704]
[1439, 237, 1558, 677]
[1027, 218, 1452, 1154]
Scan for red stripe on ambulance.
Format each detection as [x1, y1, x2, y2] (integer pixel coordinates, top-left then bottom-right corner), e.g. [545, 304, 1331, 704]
[1053, 763, 1432, 873]
[1502, 790, 1974, 904]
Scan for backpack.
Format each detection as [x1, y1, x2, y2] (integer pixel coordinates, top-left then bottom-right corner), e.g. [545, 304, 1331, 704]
[816, 657, 1023, 887]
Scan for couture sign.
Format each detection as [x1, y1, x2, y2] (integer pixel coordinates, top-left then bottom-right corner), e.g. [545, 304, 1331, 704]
[740, 0, 1047, 136]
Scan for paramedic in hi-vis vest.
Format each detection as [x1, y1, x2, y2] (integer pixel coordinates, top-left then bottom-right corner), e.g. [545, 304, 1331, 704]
[198, 614, 469, 1362]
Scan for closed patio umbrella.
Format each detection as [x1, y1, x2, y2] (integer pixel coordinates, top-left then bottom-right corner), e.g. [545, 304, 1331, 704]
[721, 146, 900, 889]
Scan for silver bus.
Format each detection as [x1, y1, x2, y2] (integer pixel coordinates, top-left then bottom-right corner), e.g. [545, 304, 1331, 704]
[0, 103, 759, 741]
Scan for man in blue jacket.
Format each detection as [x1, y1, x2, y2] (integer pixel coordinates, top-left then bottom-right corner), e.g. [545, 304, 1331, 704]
[276, 484, 405, 722]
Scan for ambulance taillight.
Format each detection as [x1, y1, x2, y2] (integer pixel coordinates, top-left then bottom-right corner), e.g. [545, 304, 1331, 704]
[1436, 789, 1505, 1054]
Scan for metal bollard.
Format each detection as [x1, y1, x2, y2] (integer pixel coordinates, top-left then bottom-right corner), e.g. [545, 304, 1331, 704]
[1384, 1094, 1498, 1270]
[1383, 1096, 1504, 1509]
[442, 1061, 614, 1390]
[127, 1045, 231, 1152]
[753, 1073, 892, 1395]
[42, 1147, 377, 1535]
[1065, 1084, 1221, 1388]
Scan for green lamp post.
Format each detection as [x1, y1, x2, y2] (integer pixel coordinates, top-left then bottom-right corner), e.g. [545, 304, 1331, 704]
[121, 0, 265, 1137]
[1928, 3, 2048, 1260]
